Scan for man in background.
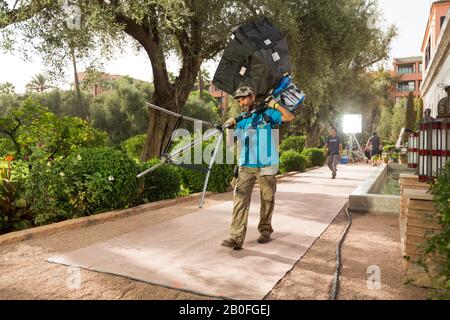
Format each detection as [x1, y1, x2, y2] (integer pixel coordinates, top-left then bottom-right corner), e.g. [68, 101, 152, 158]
[325, 127, 342, 179]
[365, 132, 381, 167]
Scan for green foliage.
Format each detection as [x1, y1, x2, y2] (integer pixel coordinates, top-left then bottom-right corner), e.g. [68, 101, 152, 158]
[415, 98, 424, 131]
[0, 82, 15, 95]
[121, 134, 147, 160]
[389, 152, 399, 161]
[377, 105, 394, 143]
[301, 148, 326, 168]
[390, 99, 407, 143]
[24, 148, 69, 226]
[281, 0, 396, 147]
[176, 138, 235, 194]
[138, 159, 181, 202]
[181, 91, 221, 132]
[26, 73, 51, 93]
[0, 157, 32, 234]
[280, 150, 306, 173]
[179, 163, 234, 194]
[0, 138, 15, 157]
[0, 91, 20, 117]
[404, 93, 416, 143]
[383, 144, 397, 153]
[59, 147, 139, 216]
[419, 161, 450, 299]
[18, 110, 109, 159]
[26, 147, 140, 226]
[89, 77, 152, 144]
[280, 136, 306, 154]
[0, 97, 108, 160]
[58, 90, 91, 119]
[27, 89, 62, 115]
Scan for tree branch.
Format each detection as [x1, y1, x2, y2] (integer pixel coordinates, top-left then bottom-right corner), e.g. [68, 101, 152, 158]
[0, 0, 50, 29]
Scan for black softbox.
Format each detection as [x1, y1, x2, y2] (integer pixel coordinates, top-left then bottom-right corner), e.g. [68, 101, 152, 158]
[213, 17, 291, 99]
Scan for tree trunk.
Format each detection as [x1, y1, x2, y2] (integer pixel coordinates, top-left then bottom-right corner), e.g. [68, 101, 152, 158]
[70, 47, 85, 119]
[114, 10, 202, 161]
[140, 94, 178, 161]
[199, 68, 204, 100]
[140, 62, 200, 161]
[305, 120, 322, 148]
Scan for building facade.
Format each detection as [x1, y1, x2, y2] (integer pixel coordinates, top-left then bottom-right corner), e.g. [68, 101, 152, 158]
[391, 56, 423, 103]
[420, 1, 450, 116]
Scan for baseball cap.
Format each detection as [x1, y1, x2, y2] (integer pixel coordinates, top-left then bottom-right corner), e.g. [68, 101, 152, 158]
[234, 86, 255, 99]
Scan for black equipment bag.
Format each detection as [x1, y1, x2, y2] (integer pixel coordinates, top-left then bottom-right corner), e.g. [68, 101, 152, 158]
[213, 17, 291, 98]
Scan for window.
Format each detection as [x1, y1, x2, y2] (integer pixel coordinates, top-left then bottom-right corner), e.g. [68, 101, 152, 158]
[425, 38, 431, 70]
[441, 16, 446, 28]
[397, 64, 415, 75]
[418, 62, 422, 72]
[418, 80, 422, 90]
[397, 81, 415, 92]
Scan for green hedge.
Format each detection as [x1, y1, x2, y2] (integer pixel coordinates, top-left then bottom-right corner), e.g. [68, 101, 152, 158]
[280, 136, 305, 154]
[138, 158, 182, 202]
[280, 150, 306, 173]
[301, 148, 326, 167]
[420, 161, 450, 299]
[178, 139, 235, 193]
[122, 134, 146, 160]
[35, 147, 140, 223]
[180, 163, 234, 194]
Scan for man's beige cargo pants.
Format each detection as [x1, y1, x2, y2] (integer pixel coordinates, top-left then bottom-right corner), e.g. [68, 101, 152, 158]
[229, 166, 277, 246]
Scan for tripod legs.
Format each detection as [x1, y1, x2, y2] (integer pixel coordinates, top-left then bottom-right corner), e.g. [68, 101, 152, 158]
[199, 131, 224, 208]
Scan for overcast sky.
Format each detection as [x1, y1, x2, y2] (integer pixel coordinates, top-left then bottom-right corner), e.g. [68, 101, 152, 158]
[0, 0, 435, 92]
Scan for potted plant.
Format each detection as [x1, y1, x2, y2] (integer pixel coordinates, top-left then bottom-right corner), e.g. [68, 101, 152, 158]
[371, 154, 382, 166]
[399, 152, 408, 164]
[389, 152, 399, 163]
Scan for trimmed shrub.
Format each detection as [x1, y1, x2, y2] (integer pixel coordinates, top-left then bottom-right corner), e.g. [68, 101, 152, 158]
[180, 163, 235, 194]
[31, 147, 140, 224]
[280, 150, 306, 173]
[178, 139, 235, 194]
[0, 157, 32, 234]
[122, 134, 146, 160]
[138, 158, 182, 202]
[280, 135, 306, 154]
[302, 148, 326, 168]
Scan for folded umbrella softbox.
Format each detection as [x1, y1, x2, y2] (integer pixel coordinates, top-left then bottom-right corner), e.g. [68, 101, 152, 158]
[213, 16, 291, 99]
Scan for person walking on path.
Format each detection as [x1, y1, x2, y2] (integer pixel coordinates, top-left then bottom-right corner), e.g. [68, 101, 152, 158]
[325, 127, 342, 179]
[365, 132, 382, 167]
[220, 86, 294, 250]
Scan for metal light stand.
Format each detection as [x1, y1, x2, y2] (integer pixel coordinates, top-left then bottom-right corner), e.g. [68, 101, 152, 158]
[137, 102, 225, 208]
[347, 134, 366, 162]
[137, 101, 271, 208]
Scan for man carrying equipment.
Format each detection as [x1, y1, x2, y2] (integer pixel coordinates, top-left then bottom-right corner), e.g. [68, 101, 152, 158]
[221, 86, 294, 250]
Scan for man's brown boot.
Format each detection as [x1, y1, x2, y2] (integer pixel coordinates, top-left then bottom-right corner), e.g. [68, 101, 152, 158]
[221, 238, 242, 250]
[257, 234, 271, 244]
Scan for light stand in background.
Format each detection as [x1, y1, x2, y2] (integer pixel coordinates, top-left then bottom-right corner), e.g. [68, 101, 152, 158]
[346, 133, 366, 162]
[342, 114, 366, 162]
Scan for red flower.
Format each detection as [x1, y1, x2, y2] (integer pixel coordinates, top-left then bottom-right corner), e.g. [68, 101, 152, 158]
[4, 155, 14, 162]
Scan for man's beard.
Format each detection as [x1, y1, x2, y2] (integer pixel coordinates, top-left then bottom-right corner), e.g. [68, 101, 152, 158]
[240, 103, 254, 113]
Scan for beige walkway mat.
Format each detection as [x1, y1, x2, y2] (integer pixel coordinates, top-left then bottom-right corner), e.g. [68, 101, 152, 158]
[47, 165, 374, 299]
